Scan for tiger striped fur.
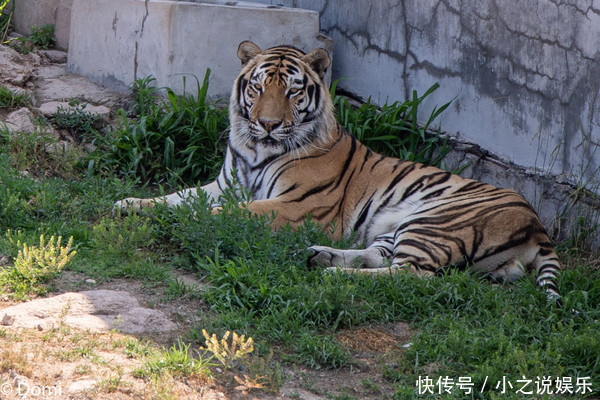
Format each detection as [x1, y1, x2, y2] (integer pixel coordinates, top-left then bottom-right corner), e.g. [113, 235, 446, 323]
[114, 41, 562, 304]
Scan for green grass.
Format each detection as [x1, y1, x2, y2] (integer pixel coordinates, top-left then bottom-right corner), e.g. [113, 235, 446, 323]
[151, 195, 600, 398]
[0, 71, 598, 398]
[331, 81, 452, 168]
[134, 340, 213, 380]
[0, 86, 30, 109]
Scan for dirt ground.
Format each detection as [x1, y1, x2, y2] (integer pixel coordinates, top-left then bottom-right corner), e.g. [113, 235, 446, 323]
[1, 268, 411, 399]
[0, 44, 412, 399]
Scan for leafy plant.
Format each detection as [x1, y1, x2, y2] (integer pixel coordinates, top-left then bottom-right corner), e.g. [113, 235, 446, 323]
[292, 332, 350, 370]
[332, 81, 452, 168]
[130, 75, 160, 117]
[0, 232, 76, 299]
[53, 99, 103, 140]
[4, 23, 56, 53]
[90, 213, 155, 257]
[28, 24, 56, 49]
[87, 70, 228, 187]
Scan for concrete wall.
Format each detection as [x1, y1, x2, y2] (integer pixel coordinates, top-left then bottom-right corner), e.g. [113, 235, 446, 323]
[260, 0, 600, 191]
[7, 0, 72, 49]
[66, 0, 332, 97]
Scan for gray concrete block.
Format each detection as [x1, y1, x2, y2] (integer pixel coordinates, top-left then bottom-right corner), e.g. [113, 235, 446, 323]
[67, 0, 332, 98]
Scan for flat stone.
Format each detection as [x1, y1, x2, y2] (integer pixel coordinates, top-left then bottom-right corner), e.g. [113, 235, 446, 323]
[37, 100, 111, 119]
[0, 290, 178, 334]
[34, 73, 126, 108]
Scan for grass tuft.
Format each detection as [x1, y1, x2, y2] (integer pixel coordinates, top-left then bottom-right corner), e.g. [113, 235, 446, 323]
[0, 86, 30, 109]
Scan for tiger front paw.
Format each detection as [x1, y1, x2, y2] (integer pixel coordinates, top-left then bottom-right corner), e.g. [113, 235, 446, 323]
[112, 197, 155, 215]
[306, 246, 337, 269]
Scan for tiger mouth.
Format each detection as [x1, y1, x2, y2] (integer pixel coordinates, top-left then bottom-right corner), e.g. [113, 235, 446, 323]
[259, 137, 280, 146]
[248, 127, 294, 144]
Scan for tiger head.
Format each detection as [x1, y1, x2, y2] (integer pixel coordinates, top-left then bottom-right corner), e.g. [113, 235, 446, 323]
[230, 41, 336, 157]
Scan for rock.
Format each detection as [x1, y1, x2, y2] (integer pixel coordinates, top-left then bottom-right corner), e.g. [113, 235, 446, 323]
[0, 290, 178, 334]
[4, 107, 37, 134]
[37, 100, 111, 120]
[67, 380, 97, 394]
[37, 49, 68, 64]
[33, 71, 126, 108]
[1, 313, 15, 326]
[0, 45, 39, 87]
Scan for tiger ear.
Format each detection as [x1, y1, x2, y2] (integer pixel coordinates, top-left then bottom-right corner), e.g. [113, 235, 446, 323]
[303, 48, 331, 79]
[237, 41, 263, 66]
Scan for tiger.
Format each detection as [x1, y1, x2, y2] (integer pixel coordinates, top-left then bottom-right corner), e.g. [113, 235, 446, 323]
[114, 40, 562, 304]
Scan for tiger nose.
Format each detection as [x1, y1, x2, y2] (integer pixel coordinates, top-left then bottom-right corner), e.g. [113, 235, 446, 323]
[258, 117, 282, 133]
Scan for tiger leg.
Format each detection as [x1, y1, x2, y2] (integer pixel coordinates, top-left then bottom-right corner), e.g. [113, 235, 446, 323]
[307, 233, 394, 271]
[113, 181, 223, 213]
[360, 227, 456, 277]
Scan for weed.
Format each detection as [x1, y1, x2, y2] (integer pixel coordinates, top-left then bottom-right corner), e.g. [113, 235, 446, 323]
[0, 122, 79, 177]
[75, 364, 92, 375]
[0, 86, 30, 109]
[234, 374, 267, 395]
[4, 23, 56, 53]
[0, 232, 76, 299]
[201, 329, 254, 369]
[123, 337, 152, 358]
[332, 81, 452, 168]
[246, 355, 284, 393]
[130, 75, 160, 117]
[28, 24, 56, 49]
[0, 342, 32, 376]
[53, 99, 103, 140]
[91, 213, 155, 257]
[164, 277, 202, 301]
[97, 368, 128, 393]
